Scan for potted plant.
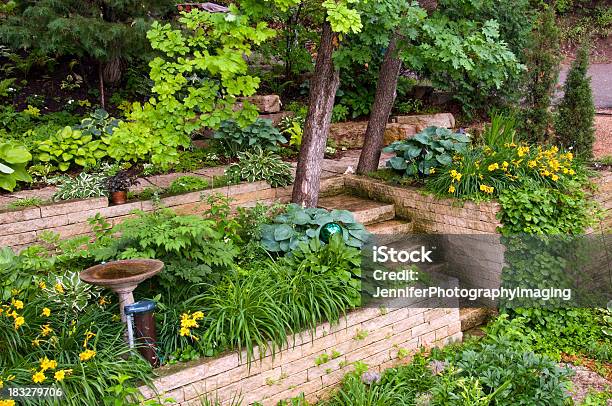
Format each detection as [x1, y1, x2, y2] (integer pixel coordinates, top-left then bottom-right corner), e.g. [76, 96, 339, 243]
[105, 170, 137, 205]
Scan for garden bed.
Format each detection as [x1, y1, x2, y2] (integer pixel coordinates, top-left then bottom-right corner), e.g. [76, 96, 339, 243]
[0, 176, 345, 250]
[139, 301, 462, 405]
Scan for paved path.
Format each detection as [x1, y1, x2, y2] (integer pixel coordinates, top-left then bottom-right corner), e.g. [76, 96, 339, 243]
[558, 63, 612, 108]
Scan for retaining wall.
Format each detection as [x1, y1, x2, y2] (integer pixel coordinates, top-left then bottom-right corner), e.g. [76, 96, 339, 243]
[139, 301, 462, 405]
[0, 177, 345, 251]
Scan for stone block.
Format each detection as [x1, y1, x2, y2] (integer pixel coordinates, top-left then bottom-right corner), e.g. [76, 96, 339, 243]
[39, 197, 108, 218]
[0, 231, 38, 246]
[0, 206, 41, 225]
[242, 95, 281, 113]
[383, 123, 417, 145]
[390, 113, 455, 130]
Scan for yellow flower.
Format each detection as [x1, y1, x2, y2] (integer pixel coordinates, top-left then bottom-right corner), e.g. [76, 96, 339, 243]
[449, 170, 462, 182]
[41, 324, 53, 337]
[180, 327, 191, 337]
[448, 185, 456, 193]
[551, 174, 559, 181]
[79, 349, 96, 361]
[38, 281, 47, 290]
[40, 357, 57, 371]
[569, 169, 575, 175]
[14, 316, 24, 330]
[517, 146, 530, 157]
[501, 161, 509, 171]
[0, 399, 16, 406]
[479, 185, 494, 194]
[98, 297, 110, 306]
[54, 283, 64, 294]
[32, 371, 46, 384]
[0, 378, 3, 389]
[54, 369, 71, 382]
[487, 163, 499, 171]
[32, 339, 41, 347]
[528, 160, 537, 168]
[85, 331, 96, 340]
[42, 308, 51, 317]
[11, 299, 23, 310]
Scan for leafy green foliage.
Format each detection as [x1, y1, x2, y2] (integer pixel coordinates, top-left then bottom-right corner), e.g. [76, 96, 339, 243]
[555, 43, 595, 158]
[213, 118, 287, 157]
[73, 109, 120, 138]
[383, 127, 470, 177]
[37, 126, 109, 171]
[6, 196, 45, 210]
[225, 148, 293, 187]
[521, 7, 562, 143]
[141, 8, 276, 166]
[0, 0, 173, 71]
[166, 176, 209, 195]
[497, 182, 598, 235]
[51, 172, 109, 201]
[0, 140, 32, 191]
[100, 210, 238, 289]
[260, 204, 370, 253]
[400, 16, 524, 116]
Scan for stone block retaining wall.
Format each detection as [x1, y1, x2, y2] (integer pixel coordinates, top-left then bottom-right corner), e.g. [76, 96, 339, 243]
[139, 302, 462, 405]
[344, 175, 505, 291]
[0, 177, 344, 251]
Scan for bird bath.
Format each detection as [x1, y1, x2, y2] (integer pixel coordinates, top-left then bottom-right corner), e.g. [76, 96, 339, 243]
[80, 259, 164, 322]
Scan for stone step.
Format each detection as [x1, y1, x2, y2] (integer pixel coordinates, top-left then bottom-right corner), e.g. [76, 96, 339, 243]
[459, 307, 491, 332]
[367, 220, 414, 245]
[318, 194, 395, 225]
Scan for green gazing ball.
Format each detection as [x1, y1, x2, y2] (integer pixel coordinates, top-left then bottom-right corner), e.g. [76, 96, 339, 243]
[320, 222, 342, 244]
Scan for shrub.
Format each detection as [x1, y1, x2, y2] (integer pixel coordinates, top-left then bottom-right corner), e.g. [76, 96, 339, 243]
[100, 210, 238, 289]
[36, 126, 109, 171]
[166, 175, 209, 195]
[260, 204, 370, 253]
[445, 340, 572, 405]
[105, 170, 138, 193]
[51, 172, 108, 201]
[555, 43, 595, 158]
[0, 141, 32, 191]
[225, 149, 293, 187]
[521, 7, 562, 143]
[106, 102, 186, 167]
[383, 127, 470, 177]
[213, 119, 287, 157]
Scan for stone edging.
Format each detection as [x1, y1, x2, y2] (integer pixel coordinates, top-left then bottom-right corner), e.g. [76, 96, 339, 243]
[139, 301, 462, 405]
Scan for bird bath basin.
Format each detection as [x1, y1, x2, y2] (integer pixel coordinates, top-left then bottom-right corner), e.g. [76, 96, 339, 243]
[80, 259, 163, 322]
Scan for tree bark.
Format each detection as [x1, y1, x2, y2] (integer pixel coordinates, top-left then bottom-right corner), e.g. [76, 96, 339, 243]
[356, 33, 402, 175]
[98, 62, 106, 109]
[291, 22, 339, 207]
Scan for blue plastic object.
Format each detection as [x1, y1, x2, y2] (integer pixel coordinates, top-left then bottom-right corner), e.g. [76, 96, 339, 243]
[124, 299, 156, 315]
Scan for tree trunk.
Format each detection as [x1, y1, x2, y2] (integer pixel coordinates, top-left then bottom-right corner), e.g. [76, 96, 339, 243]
[291, 22, 339, 207]
[98, 62, 106, 109]
[356, 34, 402, 175]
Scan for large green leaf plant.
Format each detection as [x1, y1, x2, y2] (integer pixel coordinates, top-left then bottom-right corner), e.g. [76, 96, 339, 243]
[0, 141, 32, 191]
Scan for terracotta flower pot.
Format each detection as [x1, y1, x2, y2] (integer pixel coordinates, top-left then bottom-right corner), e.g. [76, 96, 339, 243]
[110, 191, 128, 205]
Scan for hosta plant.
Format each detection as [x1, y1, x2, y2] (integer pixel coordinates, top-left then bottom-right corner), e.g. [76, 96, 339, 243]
[36, 126, 109, 171]
[0, 141, 32, 191]
[383, 126, 470, 177]
[225, 148, 293, 187]
[213, 119, 287, 157]
[51, 172, 108, 201]
[73, 108, 120, 137]
[260, 204, 370, 253]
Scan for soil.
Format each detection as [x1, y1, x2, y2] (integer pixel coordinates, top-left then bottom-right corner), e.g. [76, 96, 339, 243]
[561, 354, 612, 404]
[595, 112, 612, 158]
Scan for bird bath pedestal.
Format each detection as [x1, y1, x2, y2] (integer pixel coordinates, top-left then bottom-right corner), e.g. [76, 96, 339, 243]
[80, 259, 164, 323]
